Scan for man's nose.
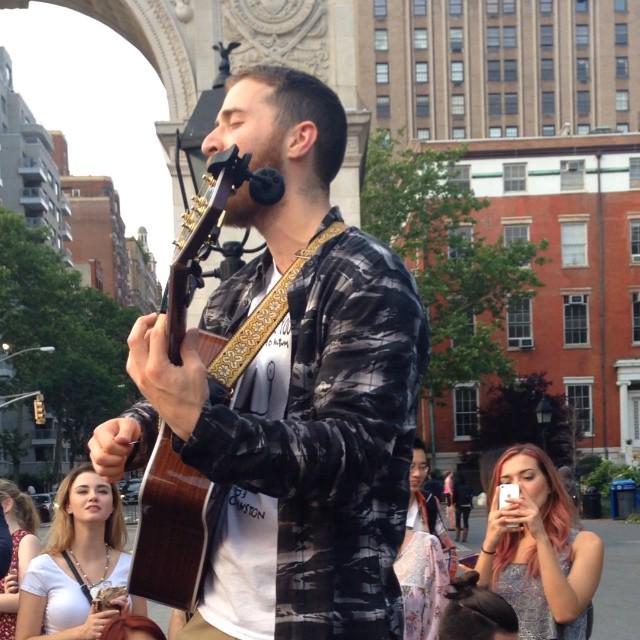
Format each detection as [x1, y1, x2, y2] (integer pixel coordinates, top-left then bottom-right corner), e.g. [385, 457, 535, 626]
[201, 127, 221, 157]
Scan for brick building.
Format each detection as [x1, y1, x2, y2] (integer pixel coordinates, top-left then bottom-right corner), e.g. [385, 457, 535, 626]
[419, 133, 640, 469]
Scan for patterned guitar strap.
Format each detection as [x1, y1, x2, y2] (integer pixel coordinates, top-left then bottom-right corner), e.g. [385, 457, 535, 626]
[207, 220, 346, 388]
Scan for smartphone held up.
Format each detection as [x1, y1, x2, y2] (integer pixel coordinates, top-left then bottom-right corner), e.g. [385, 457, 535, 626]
[498, 483, 520, 529]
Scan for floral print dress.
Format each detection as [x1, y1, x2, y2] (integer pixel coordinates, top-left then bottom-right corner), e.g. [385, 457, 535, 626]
[0, 529, 29, 639]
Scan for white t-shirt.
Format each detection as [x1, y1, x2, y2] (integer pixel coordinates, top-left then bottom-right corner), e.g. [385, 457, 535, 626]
[200, 265, 291, 640]
[21, 552, 131, 634]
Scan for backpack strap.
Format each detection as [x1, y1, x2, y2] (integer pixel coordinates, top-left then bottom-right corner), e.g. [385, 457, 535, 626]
[61, 551, 93, 606]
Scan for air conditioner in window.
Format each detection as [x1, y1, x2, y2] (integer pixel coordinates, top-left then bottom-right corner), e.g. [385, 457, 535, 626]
[565, 160, 582, 172]
[508, 337, 534, 349]
[569, 294, 587, 304]
[632, 254, 640, 264]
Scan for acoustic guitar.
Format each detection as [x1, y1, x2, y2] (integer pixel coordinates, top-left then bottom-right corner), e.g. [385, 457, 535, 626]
[128, 146, 251, 610]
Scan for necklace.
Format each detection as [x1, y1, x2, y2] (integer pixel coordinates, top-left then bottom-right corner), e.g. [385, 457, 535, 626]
[67, 544, 110, 590]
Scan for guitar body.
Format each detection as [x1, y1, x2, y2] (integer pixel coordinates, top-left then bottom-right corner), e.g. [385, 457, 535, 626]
[128, 329, 228, 609]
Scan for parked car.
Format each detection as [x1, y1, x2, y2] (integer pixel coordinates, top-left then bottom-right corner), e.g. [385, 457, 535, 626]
[31, 493, 54, 524]
[120, 478, 142, 505]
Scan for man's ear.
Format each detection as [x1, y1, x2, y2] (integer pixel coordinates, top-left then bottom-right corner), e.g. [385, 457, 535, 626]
[286, 120, 318, 160]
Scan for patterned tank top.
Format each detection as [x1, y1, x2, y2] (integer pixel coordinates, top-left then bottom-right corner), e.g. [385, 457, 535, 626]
[0, 529, 30, 640]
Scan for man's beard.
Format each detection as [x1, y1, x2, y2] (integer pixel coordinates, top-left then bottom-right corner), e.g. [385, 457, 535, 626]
[223, 132, 285, 229]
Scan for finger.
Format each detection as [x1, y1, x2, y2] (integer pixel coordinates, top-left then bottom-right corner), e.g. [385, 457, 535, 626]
[127, 314, 158, 377]
[112, 418, 142, 446]
[146, 313, 170, 374]
[490, 487, 500, 510]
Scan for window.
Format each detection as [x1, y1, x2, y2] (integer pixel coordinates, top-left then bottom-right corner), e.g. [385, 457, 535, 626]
[541, 58, 554, 81]
[452, 127, 466, 139]
[541, 25, 554, 47]
[505, 125, 519, 137]
[448, 164, 471, 190]
[374, 29, 389, 50]
[561, 160, 585, 190]
[489, 93, 502, 116]
[417, 128, 431, 141]
[616, 56, 629, 78]
[577, 124, 590, 135]
[374, 0, 387, 18]
[577, 90, 590, 115]
[449, 0, 463, 16]
[542, 91, 555, 115]
[504, 222, 529, 246]
[451, 61, 464, 83]
[504, 93, 518, 115]
[575, 0, 588, 13]
[561, 221, 588, 265]
[503, 163, 527, 192]
[576, 58, 590, 82]
[487, 0, 499, 15]
[416, 94, 430, 118]
[539, 0, 553, 14]
[630, 220, 640, 265]
[454, 386, 478, 439]
[376, 63, 389, 84]
[618, 123, 630, 133]
[503, 26, 517, 48]
[575, 25, 589, 47]
[488, 60, 501, 81]
[414, 28, 428, 50]
[487, 27, 500, 49]
[504, 60, 518, 82]
[415, 62, 429, 83]
[564, 294, 589, 345]
[503, 0, 516, 14]
[489, 127, 502, 138]
[630, 158, 640, 188]
[376, 95, 390, 119]
[413, 0, 427, 16]
[451, 94, 465, 115]
[566, 383, 593, 435]
[616, 90, 629, 111]
[450, 28, 464, 52]
[507, 298, 533, 349]
[633, 293, 640, 342]
[448, 225, 473, 258]
[615, 23, 628, 46]
[615, 0, 628, 12]
[542, 125, 556, 136]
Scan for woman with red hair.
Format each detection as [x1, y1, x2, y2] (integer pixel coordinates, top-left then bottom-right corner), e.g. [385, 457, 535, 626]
[100, 615, 166, 640]
[476, 444, 603, 639]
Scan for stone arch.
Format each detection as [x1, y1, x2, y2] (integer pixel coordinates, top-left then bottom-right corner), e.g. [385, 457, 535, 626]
[7, 0, 197, 121]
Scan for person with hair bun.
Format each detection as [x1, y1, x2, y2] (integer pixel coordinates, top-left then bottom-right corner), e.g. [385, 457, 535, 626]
[0, 479, 41, 639]
[100, 614, 166, 640]
[439, 570, 519, 640]
[476, 444, 603, 639]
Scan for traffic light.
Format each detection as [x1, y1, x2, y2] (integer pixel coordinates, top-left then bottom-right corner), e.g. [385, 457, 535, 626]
[33, 394, 46, 425]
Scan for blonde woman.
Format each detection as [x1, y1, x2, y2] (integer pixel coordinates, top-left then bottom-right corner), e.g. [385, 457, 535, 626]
[0, 479, 41, 639]
[16, 464, 146, 640]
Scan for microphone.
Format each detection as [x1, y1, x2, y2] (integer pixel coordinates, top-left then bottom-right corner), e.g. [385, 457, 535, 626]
[248, 168, 286, 205]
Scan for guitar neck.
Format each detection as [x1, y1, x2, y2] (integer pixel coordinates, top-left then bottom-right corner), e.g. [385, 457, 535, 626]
[166, 265, 189, 365]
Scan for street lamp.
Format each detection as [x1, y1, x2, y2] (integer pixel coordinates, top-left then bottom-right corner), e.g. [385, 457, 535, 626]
[0, 346, 55, 364]
[536, 394, 553, 451]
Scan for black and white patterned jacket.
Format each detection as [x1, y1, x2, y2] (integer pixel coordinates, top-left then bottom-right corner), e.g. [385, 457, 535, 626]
[126, 208, 430, 639]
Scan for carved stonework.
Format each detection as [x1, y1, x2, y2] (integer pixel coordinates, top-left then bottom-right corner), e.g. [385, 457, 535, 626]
[170, 0, 194, 23]
[221, 0, 329, 80]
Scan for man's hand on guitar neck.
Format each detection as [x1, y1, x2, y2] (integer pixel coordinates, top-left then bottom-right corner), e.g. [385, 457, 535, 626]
[89, 417, 141, 482]
[126, 313, 209, 442]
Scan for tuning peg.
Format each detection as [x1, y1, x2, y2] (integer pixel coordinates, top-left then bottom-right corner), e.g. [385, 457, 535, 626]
[172, 239, 184, 250]
[202, 174, 216, 187]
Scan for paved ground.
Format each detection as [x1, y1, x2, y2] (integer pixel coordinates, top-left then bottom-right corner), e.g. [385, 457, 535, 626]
[39, 510, 640, 638]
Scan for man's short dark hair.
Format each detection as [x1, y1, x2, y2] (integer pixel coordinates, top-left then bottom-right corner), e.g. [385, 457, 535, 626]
[228, 65, 347, 191]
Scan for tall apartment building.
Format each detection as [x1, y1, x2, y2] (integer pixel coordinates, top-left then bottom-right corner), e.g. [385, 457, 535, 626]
[419, 133, 640, 469]
[357, 0, 639, 142]
[0, 48, 73, 263]
[126, 227, 161, 314]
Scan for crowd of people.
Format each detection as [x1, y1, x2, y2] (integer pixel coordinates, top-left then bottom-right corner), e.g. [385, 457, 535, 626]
[1, 63, 603, 640]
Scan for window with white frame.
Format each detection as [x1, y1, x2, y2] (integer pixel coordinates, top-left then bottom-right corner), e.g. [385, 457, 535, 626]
[575, 0, 589, 13]
[448, 225, 473, 259]
[561, 222, 588, 266]
[504, 59, 517, 82]
[505, 126, 519, 138]
[617, 123, 629, 133]
[503, 26, 517, 48]
[452, 127, 466, 139]
[576, 58, 590, 82]
[376, 63, 389, 84]
[616, 90, 629, 112]
[539, 0, 553, 15]
[540, 25, 554, 47]
[451, 61, 464, 83]
[633, 292, 640, 342]
[450, 27, 463, 52]
[416, 94, 430, 118]
[413, 0, 427, 16]
[504, 93, 518, 115]
[542, 91, 555, 115]
[577, 90, 590, 115]
[616, 56, 629, 78]
[630, 158, 640, 188]
[541, 58, 554, 81]
[565, 381, 593, 435]
[376, 95, 390, 119]
[451, 94, 465, 115]
[615, 23, 628, 46]
[374, 29, 389, 51]
[416, 62, 429, 83]
[630, 220, 640, 262]
[449, 0, 463, 16]
[489, 126, 502, 138]
[507, 298, 533, 348]
[454, 385, 479, 439]
[374, 0, 387, 18]
[504, 223, 530, 246]
[488, 60, 501, 81]
[560, 159, 585, 191]
[487, 27, 500, 49]
[563, 294, 589, 345]
[615, 0, 628, 11]
[448, 164, 471, 191]
[487, 0, 499, 16]
[503, 0, 516, 14]
[503, 163, 527, 192]
[577, 124, 590, 135]
[414, 28, 428, 50]
[575, 24, 589, 47]
[417, 128, 431, 141]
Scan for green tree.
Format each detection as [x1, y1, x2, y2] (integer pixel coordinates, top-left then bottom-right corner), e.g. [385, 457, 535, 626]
[361, 131, 548, 458]
[0, 209, 138, 476]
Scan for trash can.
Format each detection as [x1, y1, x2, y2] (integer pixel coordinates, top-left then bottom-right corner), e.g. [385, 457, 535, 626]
[610, 479, 637, 519]
[582, 487, 602, 519]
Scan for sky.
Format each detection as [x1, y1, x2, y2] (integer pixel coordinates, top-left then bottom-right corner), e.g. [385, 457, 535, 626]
[0, 3, 174, 283]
